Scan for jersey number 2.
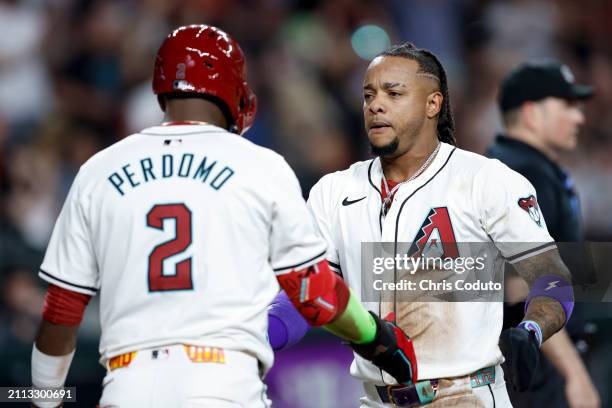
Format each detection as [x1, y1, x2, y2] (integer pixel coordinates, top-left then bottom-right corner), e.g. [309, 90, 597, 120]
[147, 203, 193, 292]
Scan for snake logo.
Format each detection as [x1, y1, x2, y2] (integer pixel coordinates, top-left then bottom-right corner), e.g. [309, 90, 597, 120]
[518, 195, 542, 227]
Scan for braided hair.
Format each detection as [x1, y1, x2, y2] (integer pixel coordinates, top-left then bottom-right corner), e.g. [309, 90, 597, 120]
[378, 43, 456, 146]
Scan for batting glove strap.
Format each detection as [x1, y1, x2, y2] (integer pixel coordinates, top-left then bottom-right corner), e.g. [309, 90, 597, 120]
[350, 312, 418, 384]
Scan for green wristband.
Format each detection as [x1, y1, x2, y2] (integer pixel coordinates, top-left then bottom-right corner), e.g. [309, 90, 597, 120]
[323, 289, 377, 344]
[344, 290, 377, 344]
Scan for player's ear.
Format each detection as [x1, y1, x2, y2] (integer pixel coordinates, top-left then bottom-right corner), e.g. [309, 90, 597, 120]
[426, 91, 443, 119]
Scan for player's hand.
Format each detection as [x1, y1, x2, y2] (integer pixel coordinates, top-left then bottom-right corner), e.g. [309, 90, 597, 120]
[565, 370, 600, 408]
[350, 312, 417, 384]
[499, 327, 540, 391]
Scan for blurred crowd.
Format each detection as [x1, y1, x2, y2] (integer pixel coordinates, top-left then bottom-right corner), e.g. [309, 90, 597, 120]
[1, 0, 611, 402]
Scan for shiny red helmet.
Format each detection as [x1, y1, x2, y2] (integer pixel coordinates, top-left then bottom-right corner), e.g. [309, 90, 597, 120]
[153, 25, 257, 135]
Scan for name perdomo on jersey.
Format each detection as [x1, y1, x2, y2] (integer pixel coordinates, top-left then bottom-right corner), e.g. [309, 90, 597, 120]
[107, 152, 235, 196]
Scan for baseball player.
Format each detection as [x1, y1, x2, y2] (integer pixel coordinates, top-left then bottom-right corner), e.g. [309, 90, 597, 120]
[269, 43, 575, 407]
[30, 25, 418, 408]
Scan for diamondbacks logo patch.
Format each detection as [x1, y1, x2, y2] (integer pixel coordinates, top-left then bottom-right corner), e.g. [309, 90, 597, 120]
[518, 195, 542, 227]
[408, 207, 459, 259]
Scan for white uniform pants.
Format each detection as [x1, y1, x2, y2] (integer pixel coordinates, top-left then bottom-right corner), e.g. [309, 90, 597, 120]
[360, 365, 513, 408]
[99, 344, 270, 408]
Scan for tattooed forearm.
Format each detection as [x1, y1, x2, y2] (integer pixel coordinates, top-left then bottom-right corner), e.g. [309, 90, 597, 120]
[524, 296, 565, 341]
[512, 247, 572, 287]
[512, 247, 572, 341]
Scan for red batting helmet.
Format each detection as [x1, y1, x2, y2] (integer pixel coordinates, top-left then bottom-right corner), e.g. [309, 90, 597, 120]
[153, 25, 257, 135]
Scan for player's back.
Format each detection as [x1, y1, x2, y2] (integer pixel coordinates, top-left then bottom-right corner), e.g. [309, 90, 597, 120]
[40, 123, 320, 370]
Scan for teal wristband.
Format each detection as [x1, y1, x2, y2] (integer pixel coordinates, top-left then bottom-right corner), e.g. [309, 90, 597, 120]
[518, 320, 543, 348]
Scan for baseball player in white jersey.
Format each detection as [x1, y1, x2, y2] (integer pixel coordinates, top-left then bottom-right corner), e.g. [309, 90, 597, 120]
[30, 26, 421, 408]
[275, 43, 575, 407]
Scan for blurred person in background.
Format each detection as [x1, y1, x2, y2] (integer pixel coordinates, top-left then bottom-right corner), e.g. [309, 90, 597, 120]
[487, 60, 600, 408]
[0, 0, 51, 137]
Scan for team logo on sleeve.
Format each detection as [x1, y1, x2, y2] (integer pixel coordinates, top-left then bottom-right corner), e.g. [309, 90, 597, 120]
[518, 195, 542, 227]
[408, 207, 459, 259]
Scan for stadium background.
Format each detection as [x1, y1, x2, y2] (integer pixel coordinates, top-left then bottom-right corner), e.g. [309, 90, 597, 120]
[1, 0, 611, 406]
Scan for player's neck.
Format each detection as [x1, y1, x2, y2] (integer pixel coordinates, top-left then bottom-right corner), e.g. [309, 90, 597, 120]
[381, 135, 440, 182]
[164, 99, 228, 130]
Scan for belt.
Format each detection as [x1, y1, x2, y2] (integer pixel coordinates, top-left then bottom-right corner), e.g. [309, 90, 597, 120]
[108, 345, 226, 371]
[375, 365, 496, 407]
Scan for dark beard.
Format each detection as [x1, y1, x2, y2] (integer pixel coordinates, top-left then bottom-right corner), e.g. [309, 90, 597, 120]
[370, 137, 399, 157]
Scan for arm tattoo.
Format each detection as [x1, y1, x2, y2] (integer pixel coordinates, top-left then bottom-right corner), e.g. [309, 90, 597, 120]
[512, 248, 572, 341]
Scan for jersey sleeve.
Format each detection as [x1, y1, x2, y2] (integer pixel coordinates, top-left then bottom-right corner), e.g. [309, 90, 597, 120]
[39, 171, 99, 296]
[474, 159, 555, 264]
[514, 165, 562, 240]
[307, 174, 342, 276]
[269, 159, 327, 276]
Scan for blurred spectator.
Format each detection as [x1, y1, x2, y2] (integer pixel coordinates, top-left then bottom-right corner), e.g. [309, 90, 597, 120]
[1, 269, 44, 343]
[0, 0, 51, 135]
[4, 141, 60, 250]
[388, 0, 466, 79]
[485, 0, 560, 62]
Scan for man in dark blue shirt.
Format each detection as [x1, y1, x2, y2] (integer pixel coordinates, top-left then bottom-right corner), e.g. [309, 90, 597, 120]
[488, 61, 599, 408]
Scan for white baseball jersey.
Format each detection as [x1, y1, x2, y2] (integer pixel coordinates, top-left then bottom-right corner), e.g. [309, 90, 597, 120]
[307, 142, 554, 383]
[39, 123, 327, 372]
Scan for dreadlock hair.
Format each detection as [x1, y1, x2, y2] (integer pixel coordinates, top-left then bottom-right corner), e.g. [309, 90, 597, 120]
[378, 43, 456, 146]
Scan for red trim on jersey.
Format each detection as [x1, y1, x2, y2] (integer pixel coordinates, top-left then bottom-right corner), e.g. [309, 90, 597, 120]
[42, 284, 92, 325]
[380, 178, 400, 200]
[161, 121, 210, 126]
[381, 178, 401, 214]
